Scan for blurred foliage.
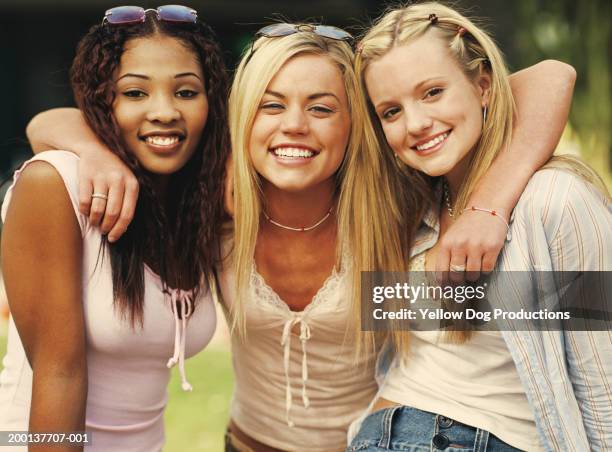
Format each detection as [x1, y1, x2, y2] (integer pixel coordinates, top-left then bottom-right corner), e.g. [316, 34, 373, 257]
[165, 345, 233, 451]
[513, 0, 611, 185]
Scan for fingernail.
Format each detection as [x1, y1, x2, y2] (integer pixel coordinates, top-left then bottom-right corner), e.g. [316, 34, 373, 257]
[108, 235, 116, 243]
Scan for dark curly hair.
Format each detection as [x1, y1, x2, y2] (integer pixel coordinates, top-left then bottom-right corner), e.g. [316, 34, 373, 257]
[70, 14, 229, 326]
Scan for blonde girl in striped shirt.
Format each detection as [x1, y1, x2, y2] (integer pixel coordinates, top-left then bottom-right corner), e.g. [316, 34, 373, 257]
[346, 2, 610, 451]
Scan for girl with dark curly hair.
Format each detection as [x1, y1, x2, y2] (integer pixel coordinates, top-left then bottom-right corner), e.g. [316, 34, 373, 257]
[0, 6, 229, 450]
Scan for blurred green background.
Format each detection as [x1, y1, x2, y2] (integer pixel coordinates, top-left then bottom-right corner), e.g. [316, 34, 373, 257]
[164, 341, 233, 451]
[0, 0, 610, 451]
[512, 0, 611, 185]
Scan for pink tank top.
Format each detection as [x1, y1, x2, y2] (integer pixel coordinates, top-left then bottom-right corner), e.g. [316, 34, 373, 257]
[0, 151, 216, 451]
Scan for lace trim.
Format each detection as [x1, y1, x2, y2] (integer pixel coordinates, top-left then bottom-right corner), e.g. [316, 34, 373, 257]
[250, 250, 349, 314]
[409, 251, 426, 271]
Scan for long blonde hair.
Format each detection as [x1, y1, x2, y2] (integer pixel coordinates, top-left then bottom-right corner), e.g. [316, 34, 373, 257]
[350, 2, 609, 351]
[347, 2, 516, 350]
[229, 28, 372, 337]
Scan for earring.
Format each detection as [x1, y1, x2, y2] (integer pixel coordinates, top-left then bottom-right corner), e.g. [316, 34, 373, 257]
[482, 105, 488, 125]
[393, 152, 404, 168]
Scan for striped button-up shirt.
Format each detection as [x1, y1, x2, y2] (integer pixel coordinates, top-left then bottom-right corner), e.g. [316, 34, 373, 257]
[381, 168, 612, 451]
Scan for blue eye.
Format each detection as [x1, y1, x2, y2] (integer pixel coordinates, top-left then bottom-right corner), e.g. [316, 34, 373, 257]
[177, 89, 199, 98]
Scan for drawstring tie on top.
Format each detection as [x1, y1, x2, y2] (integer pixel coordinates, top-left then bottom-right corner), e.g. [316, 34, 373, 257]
[280, 314, 312, 427]
[166, 288, 194, 392]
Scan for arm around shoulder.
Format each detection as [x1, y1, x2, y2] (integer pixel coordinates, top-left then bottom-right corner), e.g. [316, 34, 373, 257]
[1, 161, 87, 450]
[503, 60, 576, 179]
[436, 61, 577, 277]
[512, 59, 576, 87]
[25, 107, 140, 238]
[26, 108, 106, 155]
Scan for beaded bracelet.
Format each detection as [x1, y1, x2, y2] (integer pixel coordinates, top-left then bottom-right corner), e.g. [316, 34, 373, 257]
[462, 206, 512, 241]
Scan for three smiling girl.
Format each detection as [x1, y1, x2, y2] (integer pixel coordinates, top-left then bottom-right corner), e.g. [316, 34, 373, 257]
[1, 2, 608, 452]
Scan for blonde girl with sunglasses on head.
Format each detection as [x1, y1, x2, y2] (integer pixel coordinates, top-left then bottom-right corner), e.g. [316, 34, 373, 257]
[346, 2, 610, 451]
[24, 17, 576, 452]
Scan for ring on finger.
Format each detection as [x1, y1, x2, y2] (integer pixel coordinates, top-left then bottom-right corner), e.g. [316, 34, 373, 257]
[450, 264, 466, 273]
[92, 193, 109, 201]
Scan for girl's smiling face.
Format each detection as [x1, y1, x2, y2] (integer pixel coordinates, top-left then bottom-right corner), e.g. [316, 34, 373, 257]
[112, 35, 208, 176]
[365, 33, 490, 181]
[248, 53, 351, 193]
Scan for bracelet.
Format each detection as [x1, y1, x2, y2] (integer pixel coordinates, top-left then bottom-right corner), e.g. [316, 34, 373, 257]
[462, 206, 512, 241]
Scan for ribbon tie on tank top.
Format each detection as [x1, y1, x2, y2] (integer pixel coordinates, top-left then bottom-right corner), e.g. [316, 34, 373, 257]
[280, 313, 312, 427]
[166, 288, 194, 391]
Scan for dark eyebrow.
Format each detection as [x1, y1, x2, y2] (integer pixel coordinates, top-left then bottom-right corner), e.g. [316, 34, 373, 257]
[263, 90, 340, 102]
[116, 73, 149, 81]
[175, 72, 202, 80]
[116, 72, 202, 82]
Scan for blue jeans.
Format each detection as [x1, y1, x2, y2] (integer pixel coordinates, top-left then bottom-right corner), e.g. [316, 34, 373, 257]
[347, 406, 523, 451]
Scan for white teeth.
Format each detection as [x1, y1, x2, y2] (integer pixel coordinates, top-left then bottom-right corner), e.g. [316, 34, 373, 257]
[272, 147, 314, 158]
[145, 135, 180, 146]
[416, 132, 449, 151]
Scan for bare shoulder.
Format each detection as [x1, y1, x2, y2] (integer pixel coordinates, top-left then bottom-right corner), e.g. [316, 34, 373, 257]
[3, 160, 81, 242]
[1, 159, 84, 338]
[16, 159, 66, 185]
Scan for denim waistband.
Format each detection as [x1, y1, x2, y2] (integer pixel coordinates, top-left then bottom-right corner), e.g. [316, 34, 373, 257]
[347, 406, 521, 452]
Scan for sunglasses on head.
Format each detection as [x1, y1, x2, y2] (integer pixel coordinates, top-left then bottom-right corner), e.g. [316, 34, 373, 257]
[244, 23, 353, 66]
[256, 23, 352, 41]
[102, 5, 197, 25]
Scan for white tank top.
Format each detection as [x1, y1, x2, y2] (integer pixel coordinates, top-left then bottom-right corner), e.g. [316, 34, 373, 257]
[379, 252, 543, 451]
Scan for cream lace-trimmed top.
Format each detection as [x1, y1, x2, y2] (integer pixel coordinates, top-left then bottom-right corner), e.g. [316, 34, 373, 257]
[219, 252, 379, 452]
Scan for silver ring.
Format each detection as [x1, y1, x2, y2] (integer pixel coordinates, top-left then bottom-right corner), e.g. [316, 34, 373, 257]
[91, 193, 108, 201]
[450, 264, 466, 273]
